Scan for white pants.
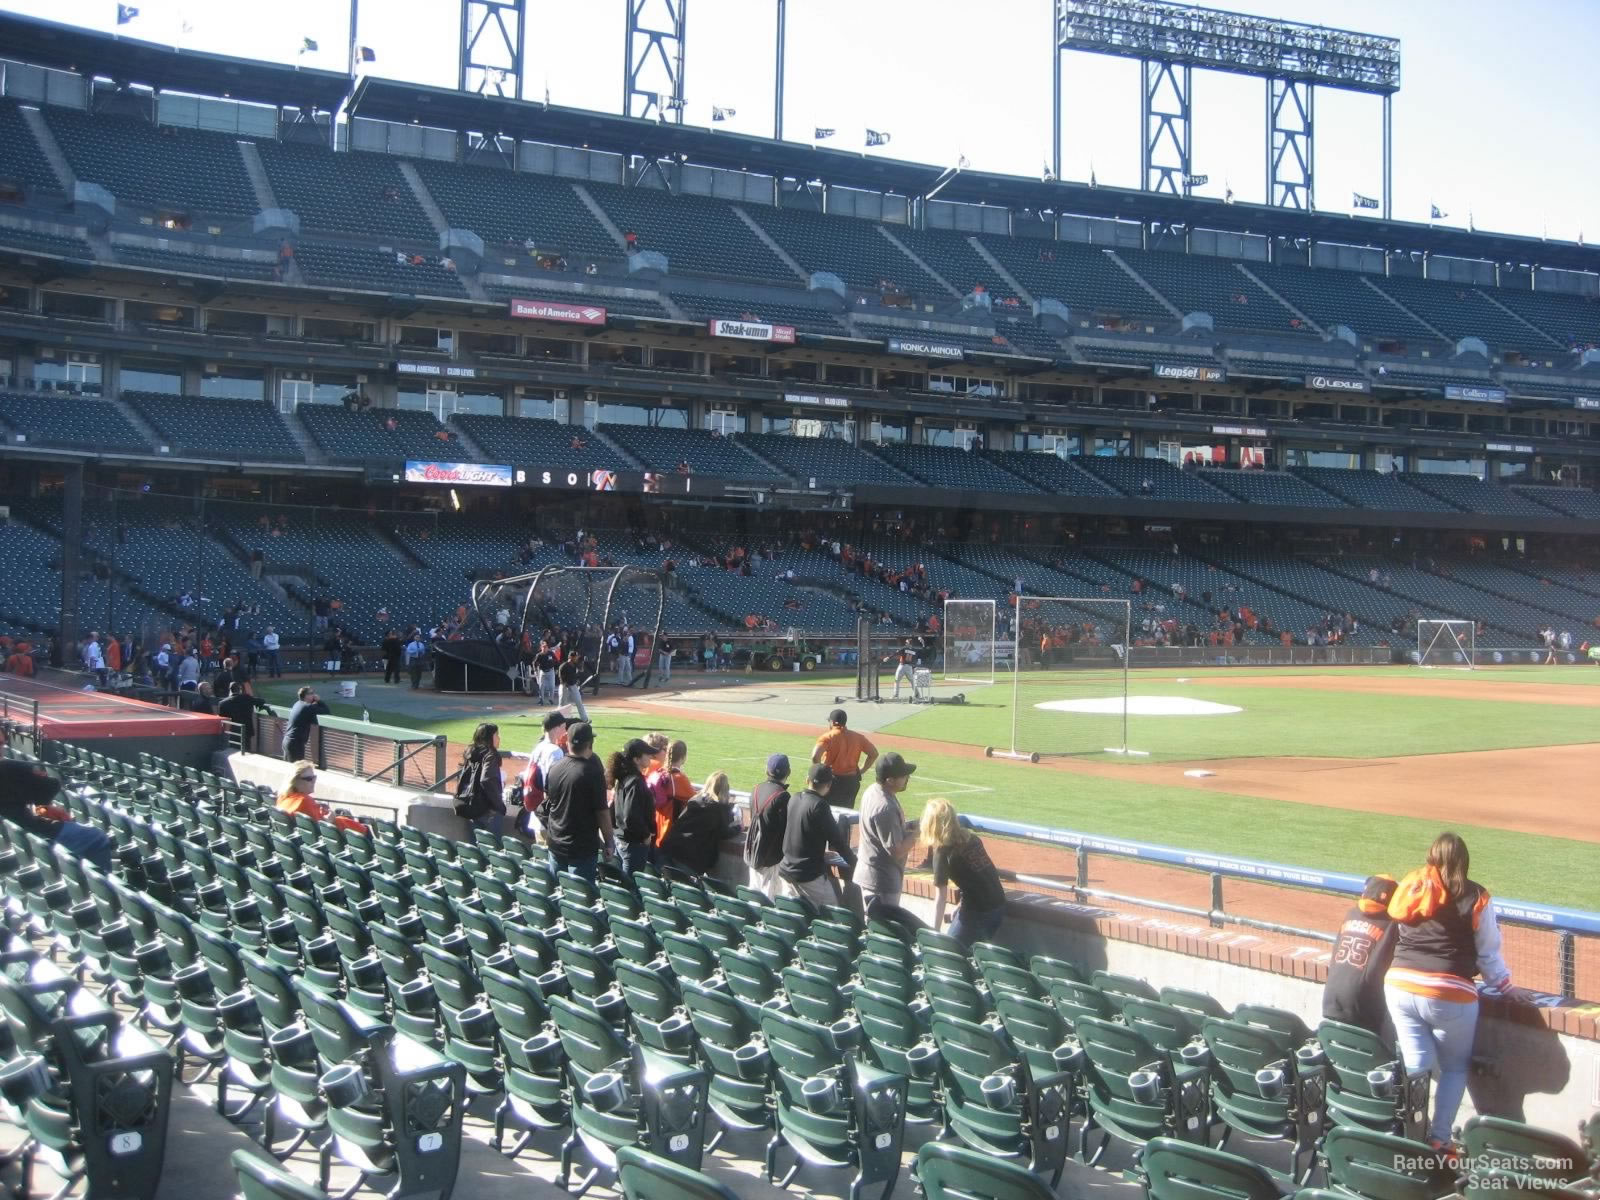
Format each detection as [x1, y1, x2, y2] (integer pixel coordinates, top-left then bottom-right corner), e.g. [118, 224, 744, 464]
[893, 664, 913, 695]
[558, 684, 589, 721]
[537, 670, 556, 705]
[1385, 987, 1479, 1143]
[617, 655, 634, 685]
[747, 863, 780, 899]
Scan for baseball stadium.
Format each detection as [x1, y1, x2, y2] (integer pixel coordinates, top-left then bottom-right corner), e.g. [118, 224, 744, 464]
[0, 2, 1596, 1199]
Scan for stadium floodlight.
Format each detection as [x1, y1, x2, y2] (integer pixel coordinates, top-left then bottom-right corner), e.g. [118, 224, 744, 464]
[1056, 0, 1400, 92]
[1051, 0, 1401, 212]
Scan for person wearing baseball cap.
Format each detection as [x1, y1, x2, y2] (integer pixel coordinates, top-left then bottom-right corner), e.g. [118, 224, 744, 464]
[538, 720, 611, 884]
[743, 753, 792, 898]
[516, 711, 569, 838]
[779, 764, 856, 912]
[852, 751, 921, 931]
[1323, 873, 1400, 1036]
[811, 708, 877, 810]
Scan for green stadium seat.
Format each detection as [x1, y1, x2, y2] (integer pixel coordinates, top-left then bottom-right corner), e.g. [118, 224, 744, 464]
[916, 1141, 1057, 1200]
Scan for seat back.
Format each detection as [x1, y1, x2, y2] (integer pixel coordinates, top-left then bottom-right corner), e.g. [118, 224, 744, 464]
[1141, 1136, 1283, 1200]
[232, 1148, 333, 1200]
[1324, 1126, 1456, 1200]
[1460, 1116, 1589, 1185]
[615, 1146, 738, 1200]
[916, 1141, 1055, 1200]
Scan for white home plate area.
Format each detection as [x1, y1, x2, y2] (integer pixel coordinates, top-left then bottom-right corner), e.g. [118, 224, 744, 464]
[1035, 696, 1242, 716]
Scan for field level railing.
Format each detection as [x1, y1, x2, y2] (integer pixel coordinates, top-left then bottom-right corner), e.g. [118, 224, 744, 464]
[963, 814, 1598, 1001]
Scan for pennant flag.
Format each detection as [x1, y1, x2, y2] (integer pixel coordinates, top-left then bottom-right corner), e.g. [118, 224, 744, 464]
[1041, 161, 1054, 181]
[358, 46, 376, 63]
[865, 129, 891, 147]
[1186, 173, 1208, 187]
[1430, 204, 1446, 219]
[1089, 167, 1097, 188]
[1224, 187, 1234, 203]
[180, 18, 193, 33]
[300, 37, 319, 53]
[1353, 192, 1379, 209]
[116, 4, 139, 24]
[813, 127, 835, 140]
[957, 154, 970, 169]
[711, 106, 735, 121]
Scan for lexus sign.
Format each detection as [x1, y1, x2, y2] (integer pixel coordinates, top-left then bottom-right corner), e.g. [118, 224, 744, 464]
[1304, 374, 1372, 394]
[508, 297, 608, 325]
[1153, 363, 1226, 382]
[707, 318, 796, 343]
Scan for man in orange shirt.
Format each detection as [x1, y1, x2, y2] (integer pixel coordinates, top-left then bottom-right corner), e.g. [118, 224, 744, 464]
[811, 708, 878, 811]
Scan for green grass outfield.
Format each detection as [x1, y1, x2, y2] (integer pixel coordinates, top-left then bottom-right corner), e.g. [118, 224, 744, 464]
[257, 666, 1600, 909]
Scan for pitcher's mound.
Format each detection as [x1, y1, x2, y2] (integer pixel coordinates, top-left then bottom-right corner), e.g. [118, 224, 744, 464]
[1035, 696, 1242, 716]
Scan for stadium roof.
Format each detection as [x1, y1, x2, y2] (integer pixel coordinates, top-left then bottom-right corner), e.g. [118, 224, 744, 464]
[352, 77, 1600, 275]
[0, 11, 352, 111]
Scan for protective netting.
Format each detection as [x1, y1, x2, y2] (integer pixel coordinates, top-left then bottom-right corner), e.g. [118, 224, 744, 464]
[943, 599, 996, 684]
[1001, 597, 1134, 760]
[1416, 619, 1476, 668]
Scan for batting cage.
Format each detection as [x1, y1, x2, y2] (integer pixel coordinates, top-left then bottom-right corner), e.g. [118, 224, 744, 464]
[433, 565, 665, 692]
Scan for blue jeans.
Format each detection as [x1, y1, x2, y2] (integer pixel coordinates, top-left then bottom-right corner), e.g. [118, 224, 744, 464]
[549, 852, 598, 887]
[621, 841, 651, 878]
[1385, 986, 1479, 1143]
[54, 822, 114, 872]
[948, 904, 1005, 949]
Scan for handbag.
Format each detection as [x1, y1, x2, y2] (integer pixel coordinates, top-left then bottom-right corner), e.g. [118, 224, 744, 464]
[453, 758, 490, 820]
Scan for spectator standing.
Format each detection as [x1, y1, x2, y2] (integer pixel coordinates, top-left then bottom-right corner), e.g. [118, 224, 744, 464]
[382, 629, 404, 684]
[276, 762, 369, 834]
[811, 708, 878, 810]
[190, 682, 218, 715]
[608, 738, 656, 877]
[920, 798, 1006, 947]
[0, 759, 114, 870]
[658, 771, 737, 877]
[557, 652, 589, 720]
[1323, 874, 1399, 1036]
[779, 764, 856, 911]
[218, 679, 271, 754]
[1384, 833, 1513, 1152]
[647, 739, 694, 850]
[261, 627, 281, 677]
[519, 711, 568, 838]
[852, 752, 921, 931]
[540, 722, 611, 884]
[744, 754, 792, 898]
[405, 630, 428, 690]
[176, 647, 201, 692]
[455, 723, 506, 836]
[82, 634, 106, 686]
[282, 685, 329, 761]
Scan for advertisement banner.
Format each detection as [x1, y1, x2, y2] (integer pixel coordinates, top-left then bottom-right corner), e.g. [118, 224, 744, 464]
[707, 318, 797, 343]
[1239, 446, 1267, 469]
[1443, 384, 1507, 404]
[1575, 397, 1598, 410]
[507, 297, 608, 325]
[404, 461, 514, 487]
[1210, 424, 1269, 437]
[1304, 374, 1372, 393]
[397, 362, 478, 379]
[784, 392, 852, 409]
[1153, 363, 1227, 382]
[1181, 444, 1226, 466]
[885, 337, 964, 360]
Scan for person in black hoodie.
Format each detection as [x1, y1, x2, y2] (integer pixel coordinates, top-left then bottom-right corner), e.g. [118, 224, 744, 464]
[658, 770, 738, 877]
[1322, 874, 1399, 1036]
[607, 738, 656, 877]
[381, 629, 404, 684]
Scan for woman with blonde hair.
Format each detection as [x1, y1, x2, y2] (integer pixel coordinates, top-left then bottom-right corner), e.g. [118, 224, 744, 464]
[920, 797, 1006, 947]
[277, 761, 369, 834]
[1384, 831, 1513, 1153]
[657, 770, 737, 877]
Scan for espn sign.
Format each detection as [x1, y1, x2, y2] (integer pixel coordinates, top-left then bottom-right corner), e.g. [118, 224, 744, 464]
[508, 297, 607, 326]
[707, 318, 796, 344]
